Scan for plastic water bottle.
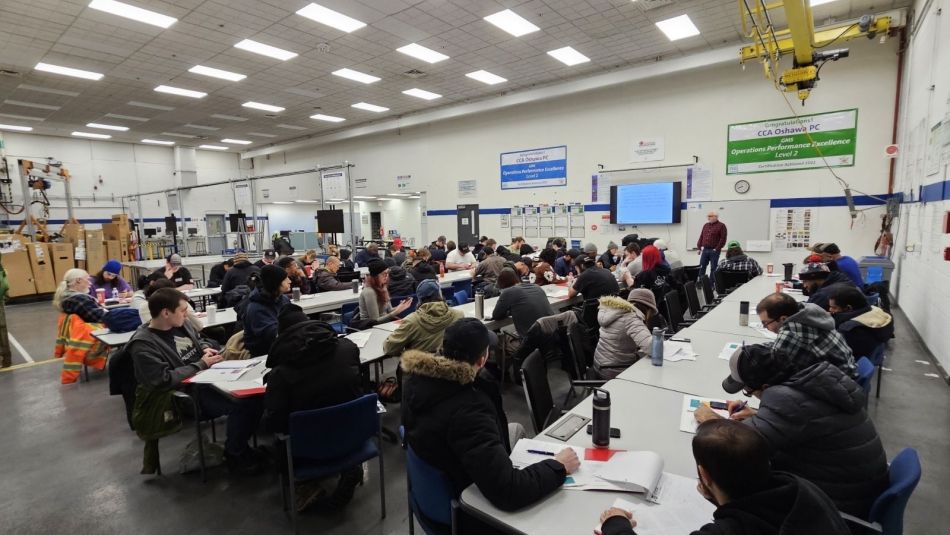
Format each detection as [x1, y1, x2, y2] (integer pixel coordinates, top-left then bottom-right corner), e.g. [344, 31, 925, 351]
[206, 304, 217, 324]
[651, 327, 664, 366]
[592, 388, 611, 449]
[112, 288, 119, 300]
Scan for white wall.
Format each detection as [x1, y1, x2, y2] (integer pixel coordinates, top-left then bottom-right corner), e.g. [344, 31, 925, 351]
[891, 0, 950, 370]
[248, 37, 898, 271]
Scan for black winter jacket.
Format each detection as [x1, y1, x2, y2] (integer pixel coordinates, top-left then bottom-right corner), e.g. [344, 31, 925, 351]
[806, 271, 855, 310]
[387, 266, 416, 298]
[400, 350, 566, 511]
[410, 260, 438, 283]
[833, 306, 894, 359]
[263, 321, 362, 433]
[745, 361, 888, 517]
[239, 289, 290, 357]
[221, 261, 260, 294]
[601, 472, 851, 535]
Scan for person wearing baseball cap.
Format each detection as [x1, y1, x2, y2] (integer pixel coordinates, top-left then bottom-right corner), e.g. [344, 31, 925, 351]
[445, 242, 476, 271]
[400, 318, 580, 524]
[554, 248, 580, 277]
[254, 249, 277, 268]
[383, 278, 464, 356]
[799, 262, 855, 311]
[718, 241, 763, 277]
[151, 253, 194, 290]
[815, 242, 864, 288]
[695, 342, 888, 520]
[89, 259, 133, 298]
[652, 238, 683, 269]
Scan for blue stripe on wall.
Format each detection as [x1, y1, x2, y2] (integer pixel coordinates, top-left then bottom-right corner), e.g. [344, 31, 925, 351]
[919, 180, 950, 203]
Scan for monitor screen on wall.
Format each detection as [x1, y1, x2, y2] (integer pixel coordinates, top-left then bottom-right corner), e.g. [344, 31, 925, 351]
[317, 210, 345, 233]
[609, 182, 682, 225]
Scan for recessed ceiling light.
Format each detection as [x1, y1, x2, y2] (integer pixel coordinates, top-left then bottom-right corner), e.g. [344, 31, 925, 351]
[402, 88, 442, 100]
[86, 122, 128, 131]
[547, 46, 590, 66]
[141, 139, 174, 145]
[396, 43, 449, 64]
[351, 102, 389, 113]
[234, 39, 298, 61]
[3, 100, 60, 110]
[105, 113, 148, 122]
[295, 3, 366, 33]
[188, 65, 246, 82]
[272, 201, 293, 204]
[72, 131, 111, 139]
[199, 144, 228, 150]
[129, 100, 174, 111]
[466, 70, 507, 85]
[35, 62, 104, 81]
[0, 124, 33, 132]
[407, 196, 420, 199]
[0, 113, 44, 121]
[211, 114, 247, 121]
[484, 9, 540, 37]
[242, 101, 284, 112]
[184, 124, 219, 131]
[160, 132, 197, 138]
[154, 85, 206, 98]
[327, 198, 346, 202]
[221, 138, 252, 145]
[387, 193, 413, 197]
[88, 0, 177, 28]
[353, 195, 377, 200]
[810, 0, 837, 6]
[311, 113, 346, 123]
[655, 14, 700, 41]
[295, 200, 320, 203]
[248, 132, 277, 138]
[332, 68, 380, 84]
[276, 124, 306, 130]
[17, 84, 80, 97]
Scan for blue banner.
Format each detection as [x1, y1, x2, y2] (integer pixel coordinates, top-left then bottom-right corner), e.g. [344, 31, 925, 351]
[500, 146, 567, 189]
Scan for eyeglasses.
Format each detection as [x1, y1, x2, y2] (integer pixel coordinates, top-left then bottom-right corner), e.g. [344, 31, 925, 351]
[761, 317, 779, 329]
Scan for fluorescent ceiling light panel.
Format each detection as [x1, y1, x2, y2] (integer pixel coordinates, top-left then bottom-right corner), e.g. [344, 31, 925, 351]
[86, 122, 128, 131]
[72, 131, 111, 139]
[184, 123, 219, 131]
[547, 46, 590, 66]
[310, 113, 345, 123]
[221, 138, 252, 145]
[484, 9, 540, 37]
[160, 132, 197, 138]
[396, 43, 449, 64]
[296, 3, 366, 33]
[351, 102, 388, 113]
[327, 198, 346, 202]
[211, 114, 247, 121]
[141, 139, 174, 145]
[154, 85, 206, 98]
[353, 195, 377, 199]
[402, 88, 442, 100]
[129, 100, 173, 111]
[810, 0, 837, 5]
[276, 124, 306, 130]
[35, 62, 104, 81]
[0, 124, 33, 132]
[0, 113, 44, 121]
[296, 200, 320, 203]
[465, 70, 507, 85]
[272, 201, 293, 204]
[105, 113, 147, 122]
[387, 193, 412, 197]
[406, 196, 420, 199]
[332, 68, 380, 84]
[248, 132, 277, 138]
[655, 14, 700, 41]
[199, 144, 228, 150]
[17, 84, 80, 97]
[88, 0, 177, 28]
[3, 100, 60, 110]
[234, 39, 297, 61]
[188, 65, 246, 81]
[242, 101, 285, 112]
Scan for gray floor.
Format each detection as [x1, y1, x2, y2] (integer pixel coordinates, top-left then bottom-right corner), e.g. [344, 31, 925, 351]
[0, 301, 948, 534]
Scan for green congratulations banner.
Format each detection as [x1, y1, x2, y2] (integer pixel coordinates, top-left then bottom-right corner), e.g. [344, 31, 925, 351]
[726, 109, 857, 174]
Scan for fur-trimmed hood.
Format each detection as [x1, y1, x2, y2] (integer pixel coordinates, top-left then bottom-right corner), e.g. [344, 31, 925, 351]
[401, 349, 477, 385]
[598, 295, 634, 313]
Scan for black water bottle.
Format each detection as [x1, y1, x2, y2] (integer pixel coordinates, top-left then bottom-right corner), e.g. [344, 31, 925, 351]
[592, 388, 611, 449]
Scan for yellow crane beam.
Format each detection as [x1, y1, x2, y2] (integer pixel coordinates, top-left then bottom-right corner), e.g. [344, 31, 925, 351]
[739, 16, 894, 63]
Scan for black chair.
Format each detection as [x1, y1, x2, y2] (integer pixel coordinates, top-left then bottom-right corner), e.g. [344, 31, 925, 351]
[683, 265, 701, 281]
[520, 350, 564, 435]
[576, 298, 601, 342]
[670, 267, 686, 286]
[700, 275, 721, 304]
[714, 269, 752, 295]
[662, 290, 695, 332]
[564, 325, 607, 403]
[683, 281, 713, 320]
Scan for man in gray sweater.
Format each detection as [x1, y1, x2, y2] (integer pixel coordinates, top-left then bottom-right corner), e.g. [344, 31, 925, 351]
[492, 269, 555, 363]
[128, 288, 264, 475]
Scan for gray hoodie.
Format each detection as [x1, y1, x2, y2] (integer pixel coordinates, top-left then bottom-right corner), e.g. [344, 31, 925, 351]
[128, 322, 212, 389]
[772, 303, 856, 377]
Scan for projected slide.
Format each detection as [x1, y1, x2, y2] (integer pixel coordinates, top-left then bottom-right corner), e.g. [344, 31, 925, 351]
[613, 182, 678, 224]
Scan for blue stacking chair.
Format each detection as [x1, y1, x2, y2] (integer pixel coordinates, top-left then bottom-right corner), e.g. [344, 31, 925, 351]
[869, 343, 886, 398]
[450, 279, 473, 299]
[400, 427, 458, 535]
[440, 287, 456, 304]
[855, 357, 875, 407]
[841, 448, 921, 535]
[332, 302, 359, 334]
[281, 394, 385, 533]
[453, 289, 469, 306]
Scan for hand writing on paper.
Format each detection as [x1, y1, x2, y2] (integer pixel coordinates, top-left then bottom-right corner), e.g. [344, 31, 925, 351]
[727, 400, 756, 421]
[554, 448, 580, 474]
[201, 353, 223, 367]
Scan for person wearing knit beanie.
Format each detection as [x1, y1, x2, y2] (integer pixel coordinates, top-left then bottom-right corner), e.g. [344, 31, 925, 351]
[260, 264, 290, 296]
[89, 259, 133, 298]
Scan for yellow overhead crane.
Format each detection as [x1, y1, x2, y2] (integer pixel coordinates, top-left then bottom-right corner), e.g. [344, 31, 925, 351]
[738, 0, 899, 104]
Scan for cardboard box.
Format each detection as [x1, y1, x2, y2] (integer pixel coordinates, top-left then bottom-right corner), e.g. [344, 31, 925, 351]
[112, 213, 130, 226]
[104, 240, 122, 264]
[26, 242, 57, 294]
[49, 242, 75, 282]
[61, 223, 84, 245]
[2, 250, 36, 297]
[84, 230, 106, 274]
[102, 222, 128, 242]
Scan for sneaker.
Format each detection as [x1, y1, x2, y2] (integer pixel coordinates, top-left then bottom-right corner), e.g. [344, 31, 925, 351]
[226, 449, 264, 476]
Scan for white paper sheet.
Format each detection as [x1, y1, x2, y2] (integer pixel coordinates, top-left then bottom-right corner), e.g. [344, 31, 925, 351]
[747, 322, 778, 340]
[595, 451, 664, 494]
[663, 341, 697, 362]
[679, 395, 729, 434]
[596, 476, 716, 534]
[718, 341, 741, 360]
[346, 330, 373, 348]
[509, 438, 626, 491]
[190, 367, 254, 383]
[210, 359, 260, 370]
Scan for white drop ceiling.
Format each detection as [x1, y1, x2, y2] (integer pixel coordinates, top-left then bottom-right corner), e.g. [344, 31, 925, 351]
[0, 0, 910, 152]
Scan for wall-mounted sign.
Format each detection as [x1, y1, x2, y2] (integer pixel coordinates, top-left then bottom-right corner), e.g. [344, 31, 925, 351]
[500, 145, 567, 189]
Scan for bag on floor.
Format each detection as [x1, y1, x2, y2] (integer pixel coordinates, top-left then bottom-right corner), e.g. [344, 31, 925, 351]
[179, 433, 225, 474]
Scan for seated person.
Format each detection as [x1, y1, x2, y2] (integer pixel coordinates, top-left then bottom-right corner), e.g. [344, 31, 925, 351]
[633, 245, 678, 305]
[616, 243, 641, 288]
[338, 248, 356, 272]
[718, 241, 763, 277]
[756, 293, 857, 377]
[532, 260, 557, 286]
[240, 265, 291, 356]
[569, 256, 620, 301]
[493, 268, 555, 338]
[88, 260, 133, 298]
[799, 262, 855, 311]
[311, 255, 352, 292]
[277, 256, 311, 295]
[207, 258, 233, 288]
[387, 264, 416, 298]
[355, 243, 380, 267]
[652, 239, 683, 269]
[383, 279, 464, 355]
[554, 248, 579, 277]
[53, 269, 108, 324]
[592, 290, 655, 379]
[473, 246, 505, 284]
[598, 241, 619, 270]
[829, 286, 894, 358]
[390, 244, 407, 266]
[253, 249, 277, 268]
[264, 305, 363, 511]
[221, 252, 260, 295]
[696, 343, 888, 519]
[583, 242, 598, 260]
[151, 254, 194, 290]
[409, 247, 438, 282]
[299, 249, 318, 277]
[401, 318, 580, 523]
[136, 278, 203, 332]
[816, 243, 864, 288]
[129, 288, 263, 474]
[359, 259, 412, 323]
[600, 419, 851, 535]
[445, 242, 476, 271]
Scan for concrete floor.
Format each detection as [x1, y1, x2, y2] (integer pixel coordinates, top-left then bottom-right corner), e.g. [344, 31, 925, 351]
[0, 301, 947, 534]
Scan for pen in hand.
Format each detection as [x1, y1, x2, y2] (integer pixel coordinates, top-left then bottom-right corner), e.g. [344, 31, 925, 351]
[729, 400, 749, 418]
[527, 449, 556, 456]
